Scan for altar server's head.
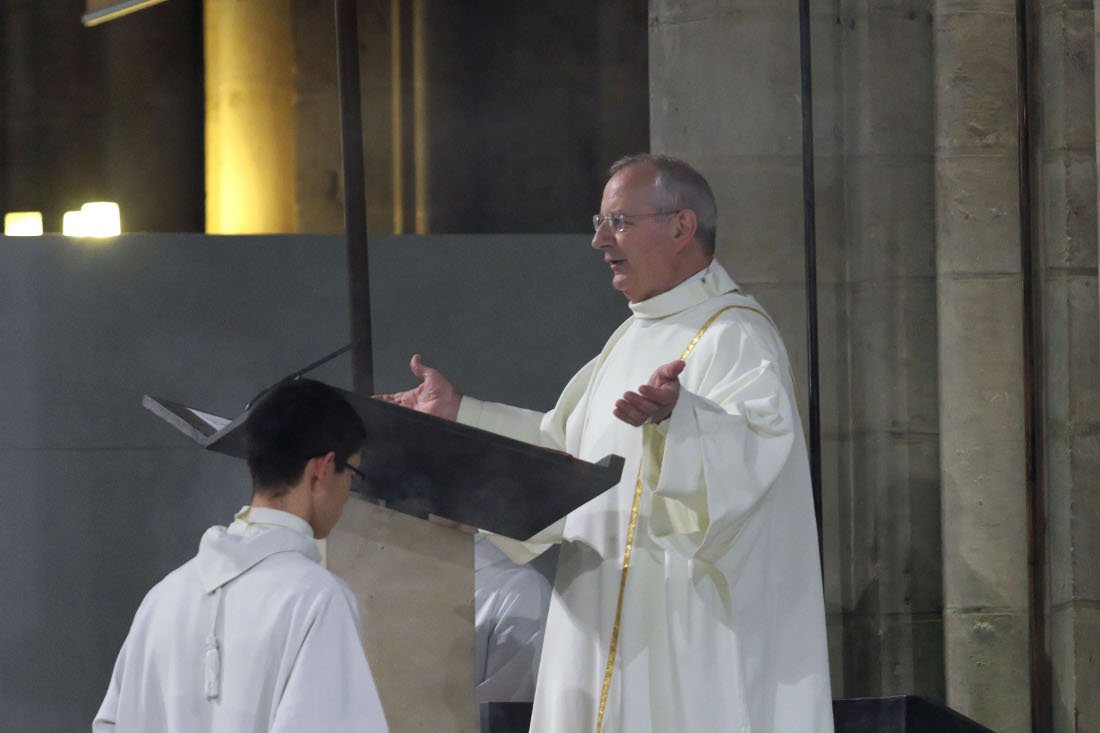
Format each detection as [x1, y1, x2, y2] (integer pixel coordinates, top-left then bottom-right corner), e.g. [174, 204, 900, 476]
[245, 379, 366, 538]
[592, 153, 717, 303]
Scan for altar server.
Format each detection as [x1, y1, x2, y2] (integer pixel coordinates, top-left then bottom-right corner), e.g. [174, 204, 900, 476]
[94, 379, 387, 732]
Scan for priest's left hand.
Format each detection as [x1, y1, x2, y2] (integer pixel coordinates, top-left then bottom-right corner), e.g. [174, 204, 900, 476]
[614, 359, 685, 427]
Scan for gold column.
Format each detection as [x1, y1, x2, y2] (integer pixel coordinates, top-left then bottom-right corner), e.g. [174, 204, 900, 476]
[204, 0, 296, 233]
[390, 0, 428, 234]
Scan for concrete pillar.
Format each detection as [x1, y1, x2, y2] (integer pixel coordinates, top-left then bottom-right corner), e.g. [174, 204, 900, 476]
[647, 0, 846, 698]
[1034, 4, 1100, 731]
[836, 1, 942, 700]
[810, 1, 851, 698]
[204, 0, 296, 233]
[650, 0, 807, 397]
[933, 2, 1031, 731]
[650, 1, 946, 703]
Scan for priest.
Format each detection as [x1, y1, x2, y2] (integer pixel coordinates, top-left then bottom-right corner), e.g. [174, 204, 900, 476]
[94, 379, 388, 732]
[383, 154, 833, 732]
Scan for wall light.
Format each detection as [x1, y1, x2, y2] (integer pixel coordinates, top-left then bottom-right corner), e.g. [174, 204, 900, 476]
[4, 211, 44, 236]
[80, 202, 122, 237]
[63, 211, 88, 237]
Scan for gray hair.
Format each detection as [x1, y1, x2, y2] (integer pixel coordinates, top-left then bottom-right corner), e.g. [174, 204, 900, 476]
[608, 153, 718, 254]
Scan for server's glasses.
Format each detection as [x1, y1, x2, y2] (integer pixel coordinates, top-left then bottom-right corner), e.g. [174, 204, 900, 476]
[338, 462, 365, 482]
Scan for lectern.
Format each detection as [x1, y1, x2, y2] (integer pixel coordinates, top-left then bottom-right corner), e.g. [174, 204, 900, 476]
[145, 384, 624, 732]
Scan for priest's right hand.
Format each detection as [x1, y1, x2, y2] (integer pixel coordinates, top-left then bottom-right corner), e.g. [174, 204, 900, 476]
[375, 353, 462, 421]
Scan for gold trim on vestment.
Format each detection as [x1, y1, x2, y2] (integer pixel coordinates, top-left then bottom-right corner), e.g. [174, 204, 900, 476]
[594, 466, 645, 732]
[684, 305, 800, 412]
[593, 305, 800, 730]
[595, 304, 773, 732]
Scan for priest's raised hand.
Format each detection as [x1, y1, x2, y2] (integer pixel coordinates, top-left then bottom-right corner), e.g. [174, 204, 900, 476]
[613, 359, 685, 426]
[376, 353, 462, 421]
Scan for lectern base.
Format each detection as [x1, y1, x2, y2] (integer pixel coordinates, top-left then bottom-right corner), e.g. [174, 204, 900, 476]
[328, 497, 477, 732]
[482, 702, 534, 733]
[833, 695, 995, 732]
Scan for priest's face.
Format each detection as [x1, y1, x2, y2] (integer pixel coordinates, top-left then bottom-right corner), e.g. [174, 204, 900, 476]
[593, 163, 681, 303]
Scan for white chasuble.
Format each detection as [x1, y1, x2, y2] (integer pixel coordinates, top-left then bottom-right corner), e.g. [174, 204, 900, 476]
[457, 260, 833, 733]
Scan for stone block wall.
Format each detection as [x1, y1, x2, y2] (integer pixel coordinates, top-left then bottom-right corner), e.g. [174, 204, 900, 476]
[1042, 3, 1100, 731]
[650, 2, 1099, 730]
[650, 0, 946, 703]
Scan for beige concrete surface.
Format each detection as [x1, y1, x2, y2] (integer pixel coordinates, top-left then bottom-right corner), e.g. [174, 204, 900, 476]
[327, 497, 476, 733]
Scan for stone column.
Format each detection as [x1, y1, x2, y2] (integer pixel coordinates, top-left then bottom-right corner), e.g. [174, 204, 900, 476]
[934, 2, 1031, 731]
[650, 0, 807, 399]
[204, 0, 296, 233]
[836, 0, 942, 700]
[1036, 3, 1100, 731]
[650, 1, 948, 703]
[811, 1, 850, 697]
[648, 0, 845, 697]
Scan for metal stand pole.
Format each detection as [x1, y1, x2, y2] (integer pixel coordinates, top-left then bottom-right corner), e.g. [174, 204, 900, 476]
[797, 0, 823, 563]
[335, 0, 374, 394]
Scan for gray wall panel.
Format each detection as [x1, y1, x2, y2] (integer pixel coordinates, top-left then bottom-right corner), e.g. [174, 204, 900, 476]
[0, 232, 626, 729]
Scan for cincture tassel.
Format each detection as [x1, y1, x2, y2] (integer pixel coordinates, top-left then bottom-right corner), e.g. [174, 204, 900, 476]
[204, 586, 223, 701]
[204, 634, 221, 700]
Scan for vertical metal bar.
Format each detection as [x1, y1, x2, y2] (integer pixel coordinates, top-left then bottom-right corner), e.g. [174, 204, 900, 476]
[1016, 1, 1049, 730]
[390, 0, 403, 233]
[797, 0, 823, 559]
[397, 0, 416, 230]
[335, 0, 374, 394]
[411, 0, 428, 233]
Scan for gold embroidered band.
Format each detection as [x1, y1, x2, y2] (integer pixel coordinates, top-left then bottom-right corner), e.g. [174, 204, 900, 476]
[594, 304, 765, 733]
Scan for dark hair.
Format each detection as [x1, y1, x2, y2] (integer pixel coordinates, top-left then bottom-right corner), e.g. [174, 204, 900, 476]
[609, 153, 718, 255]
[244, 378, 366, 495]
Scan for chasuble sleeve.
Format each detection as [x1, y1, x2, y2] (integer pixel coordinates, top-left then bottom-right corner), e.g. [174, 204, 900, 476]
[460, 356, 601, 562]
[640, 318, 798, 565]
[456, 397, 547, 446]
[455, 355, 599, 452]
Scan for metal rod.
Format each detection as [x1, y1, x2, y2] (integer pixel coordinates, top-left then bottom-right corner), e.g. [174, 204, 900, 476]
[797, 0, 823, 561]
[1016, 1, 1049, 730]
[335, 0, 375, 395]
[244, 344, 355, 410]
[81, 0, 169, 27]
[397, 0, 416, 230]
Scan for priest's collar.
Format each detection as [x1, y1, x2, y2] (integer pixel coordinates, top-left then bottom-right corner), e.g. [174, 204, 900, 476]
[628, 259, 740, 319]
[233, 505, 315, 539]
